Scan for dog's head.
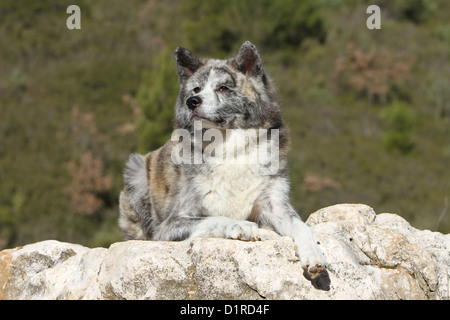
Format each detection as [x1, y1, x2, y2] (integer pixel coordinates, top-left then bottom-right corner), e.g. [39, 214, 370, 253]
[173, 41, 281, 131]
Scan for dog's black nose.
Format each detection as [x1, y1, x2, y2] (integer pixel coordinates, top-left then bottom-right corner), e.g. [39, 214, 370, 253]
[186, 96, 202, 110]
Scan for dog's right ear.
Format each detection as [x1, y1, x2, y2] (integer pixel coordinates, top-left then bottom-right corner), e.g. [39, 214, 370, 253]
[174, 47, 203, 82]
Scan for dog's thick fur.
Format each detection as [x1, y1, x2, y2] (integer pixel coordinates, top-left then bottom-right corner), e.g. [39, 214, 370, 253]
[119, 41, 326, 277]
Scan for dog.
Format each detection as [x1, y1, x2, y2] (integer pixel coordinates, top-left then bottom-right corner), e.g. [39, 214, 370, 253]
[119, 41, 326, 277]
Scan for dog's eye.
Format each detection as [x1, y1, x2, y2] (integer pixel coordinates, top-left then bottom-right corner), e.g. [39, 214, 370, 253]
[218, 86, 229, 93]
[193, 87, 201, 94]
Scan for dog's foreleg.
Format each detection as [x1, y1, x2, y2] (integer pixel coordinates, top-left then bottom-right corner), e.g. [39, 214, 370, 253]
[257, 180, 326, 278]
[154, 215, 261, 242]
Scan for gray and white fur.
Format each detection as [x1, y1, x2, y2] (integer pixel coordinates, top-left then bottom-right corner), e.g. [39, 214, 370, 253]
[119, 41, 326, 277]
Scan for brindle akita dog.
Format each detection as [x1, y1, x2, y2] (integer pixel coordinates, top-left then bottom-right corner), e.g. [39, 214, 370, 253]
[119, 41, 326, 277]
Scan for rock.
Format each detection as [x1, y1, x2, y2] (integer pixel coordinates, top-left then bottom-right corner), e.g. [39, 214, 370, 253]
[306, 203, 376, 225]
[0, 204, 449, 300]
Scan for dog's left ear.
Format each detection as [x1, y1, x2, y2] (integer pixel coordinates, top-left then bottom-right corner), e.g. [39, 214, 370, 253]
[174, 47, 204, 82]
[232, 41, 264, 77]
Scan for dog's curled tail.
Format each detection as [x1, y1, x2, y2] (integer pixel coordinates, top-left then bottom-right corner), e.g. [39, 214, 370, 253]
[118, 153, 151, 240]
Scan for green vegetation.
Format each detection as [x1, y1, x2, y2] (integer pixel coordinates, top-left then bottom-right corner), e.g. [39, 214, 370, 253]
[0, 0, 449, 250]
[136, 50, 178, 153]
[380, 102, 416, 154]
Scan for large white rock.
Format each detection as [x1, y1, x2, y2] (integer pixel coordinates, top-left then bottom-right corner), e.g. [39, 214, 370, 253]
[0, 204, 448, 299]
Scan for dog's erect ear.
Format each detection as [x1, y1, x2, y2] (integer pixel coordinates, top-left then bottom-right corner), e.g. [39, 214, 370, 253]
[233, 41, 264, 77]
[174, 47, 203, 82]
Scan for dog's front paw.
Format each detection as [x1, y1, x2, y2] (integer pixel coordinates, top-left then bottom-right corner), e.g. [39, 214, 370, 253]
[224, 220, 261, 241]
[298, 242, 327, 278]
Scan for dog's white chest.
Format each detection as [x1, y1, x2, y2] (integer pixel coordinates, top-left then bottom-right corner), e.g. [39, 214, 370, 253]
[197, 165, 269, 220]
[196, 162, 269, 220]
[192, 128, 278, 220]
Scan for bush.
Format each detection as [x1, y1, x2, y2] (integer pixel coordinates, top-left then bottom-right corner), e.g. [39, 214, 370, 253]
[334, 43, 414, 104]
[63, 151, 112, 216]
[264, 0, 326, 48]
[135, 50, 178, 153]
[380, 102, 416, 154]
[180, 0, 326, 55]
[377, 0, 435, 24]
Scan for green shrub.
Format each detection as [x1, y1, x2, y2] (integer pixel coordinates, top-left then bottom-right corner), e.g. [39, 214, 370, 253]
[380, 102, 416, 154]
[264, 0, 326, 48]
[181, 0, 326, 55]
[376, 0, 435, 23]
[136, 50, 178, 153]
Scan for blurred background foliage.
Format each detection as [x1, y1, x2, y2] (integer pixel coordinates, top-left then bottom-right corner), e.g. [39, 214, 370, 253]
[0, 0, 449, 249]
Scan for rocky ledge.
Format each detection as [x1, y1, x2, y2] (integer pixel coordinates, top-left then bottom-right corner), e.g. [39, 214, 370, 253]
[0, 204, 448, 300]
